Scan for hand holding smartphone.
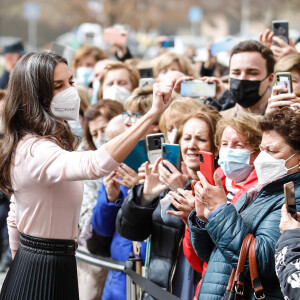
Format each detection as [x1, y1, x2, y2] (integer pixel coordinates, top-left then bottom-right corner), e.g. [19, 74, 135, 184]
[284, 181, 297, 216]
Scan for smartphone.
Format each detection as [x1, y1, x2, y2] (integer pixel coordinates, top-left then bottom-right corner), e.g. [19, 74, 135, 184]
[272, 20, 289, 45]
[210, 37, 236, 56]
[199, 151, 215, 185]
[284, 181, 296, 216]
[276, 72, 293, 94]
[123, 139, 149, 173]
[138, 68, 154, 78]
[162, 143, 181, 172]
[103, 27, 128, 45]
[146, 133, 165, 164]
[180, 80, 216, 98]
[139, 78, 155, 88]
[161, 38, 175, 48]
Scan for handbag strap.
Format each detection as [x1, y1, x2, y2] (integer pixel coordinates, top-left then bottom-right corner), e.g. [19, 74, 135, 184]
[234, 233, 254, 297]
[225, 268, 236, 292]
[249, 238, 265, 300]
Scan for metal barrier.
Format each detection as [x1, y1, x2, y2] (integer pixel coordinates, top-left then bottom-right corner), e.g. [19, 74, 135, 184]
[76, 249, 181, 300]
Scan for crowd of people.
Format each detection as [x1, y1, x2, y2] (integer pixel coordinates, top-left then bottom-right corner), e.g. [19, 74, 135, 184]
[0, 24, 299, 300]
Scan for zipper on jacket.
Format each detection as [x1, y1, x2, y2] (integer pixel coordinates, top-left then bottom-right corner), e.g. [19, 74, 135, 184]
[169, 236, 183, 293]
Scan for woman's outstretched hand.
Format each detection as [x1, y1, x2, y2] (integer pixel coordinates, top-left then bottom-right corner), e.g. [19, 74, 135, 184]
[150, 79, 176, 119]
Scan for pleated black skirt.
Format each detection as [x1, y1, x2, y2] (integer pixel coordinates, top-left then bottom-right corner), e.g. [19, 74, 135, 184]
[0, 233, 79, 300]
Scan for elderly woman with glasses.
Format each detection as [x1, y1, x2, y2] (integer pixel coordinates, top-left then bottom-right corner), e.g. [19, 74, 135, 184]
[189, 107, 300, 299]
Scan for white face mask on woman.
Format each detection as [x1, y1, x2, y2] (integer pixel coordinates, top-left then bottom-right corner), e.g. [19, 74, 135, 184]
[254, 151, 298, 185]
[51, 87, 81, 121]
[103, 85, 131, 104]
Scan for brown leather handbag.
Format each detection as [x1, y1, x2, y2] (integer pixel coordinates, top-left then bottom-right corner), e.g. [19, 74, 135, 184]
[221, 233, 265, 300]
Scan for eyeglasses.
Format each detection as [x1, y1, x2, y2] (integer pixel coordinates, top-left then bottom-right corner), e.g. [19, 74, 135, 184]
[122, 112, 143, 123]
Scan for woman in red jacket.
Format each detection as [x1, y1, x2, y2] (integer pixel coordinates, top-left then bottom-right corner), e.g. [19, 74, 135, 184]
[168, 113, 262, 299]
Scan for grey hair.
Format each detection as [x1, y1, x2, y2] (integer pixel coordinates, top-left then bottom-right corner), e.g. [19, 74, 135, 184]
[105, 114, 127, 140]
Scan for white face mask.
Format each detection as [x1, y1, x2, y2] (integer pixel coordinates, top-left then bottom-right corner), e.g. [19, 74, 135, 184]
[253, 151, 298, 185]
[51, 87, 81, 121]
[167, 128, 178, 144]
[94, 137, 107, 149]
[103, 84, 131, 104]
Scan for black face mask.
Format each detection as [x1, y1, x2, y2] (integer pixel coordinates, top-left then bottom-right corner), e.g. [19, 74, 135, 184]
[230, 77, 269, 108]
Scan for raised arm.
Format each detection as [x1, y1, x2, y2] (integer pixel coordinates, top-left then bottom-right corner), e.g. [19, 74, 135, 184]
[104, 80, 175, 163]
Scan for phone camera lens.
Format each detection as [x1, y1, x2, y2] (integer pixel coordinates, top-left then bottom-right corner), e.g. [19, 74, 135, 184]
[200, 154, 203, 163]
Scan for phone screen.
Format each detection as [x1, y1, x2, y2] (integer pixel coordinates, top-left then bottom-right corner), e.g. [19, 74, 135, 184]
[276, 73, 293, 94]
[273, 21, 289, 44]
[181, 80, 216, 98]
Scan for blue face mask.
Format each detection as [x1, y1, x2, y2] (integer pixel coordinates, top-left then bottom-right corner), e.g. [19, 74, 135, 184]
[76, 67, 94, 86]
[68, 120, 84, 137]
[218, 148, 254, 182]
[90, 80, 100, 105]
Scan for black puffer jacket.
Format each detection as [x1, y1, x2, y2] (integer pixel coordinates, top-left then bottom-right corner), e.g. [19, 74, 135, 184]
[116, 183, 196, 300]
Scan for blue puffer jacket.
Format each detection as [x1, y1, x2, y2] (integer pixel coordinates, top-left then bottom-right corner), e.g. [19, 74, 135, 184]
[189, 171, 300, 300]
[91, 181, 147, 300]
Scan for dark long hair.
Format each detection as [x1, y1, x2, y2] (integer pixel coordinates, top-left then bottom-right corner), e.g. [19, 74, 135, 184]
[84, 100, 124, 150]
[0, 52, 79, 195]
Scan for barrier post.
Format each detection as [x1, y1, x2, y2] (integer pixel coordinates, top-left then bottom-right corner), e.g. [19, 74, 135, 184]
[126, 253, 138, 300]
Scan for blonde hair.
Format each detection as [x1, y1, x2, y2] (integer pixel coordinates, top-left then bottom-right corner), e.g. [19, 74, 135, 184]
[176, 110, 221, 155]
[153, 52, 198, 77]
[76, 85, 90, 116]
[215, 113, 263, 151]
[98, 61, 140, 99]
[159, 98, 209, 141]
[72, 45, 107, 71]
[275, 53, 300, 74]
[124, 86, 153, 114]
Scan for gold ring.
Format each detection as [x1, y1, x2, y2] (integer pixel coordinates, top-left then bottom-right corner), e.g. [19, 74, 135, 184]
[166, 172, 170, 178]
